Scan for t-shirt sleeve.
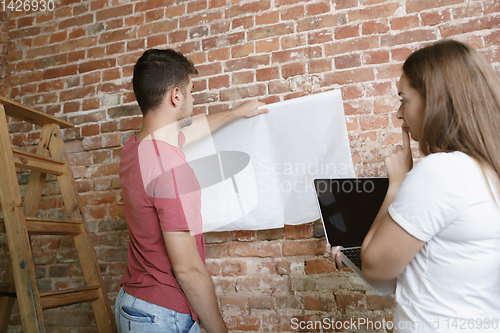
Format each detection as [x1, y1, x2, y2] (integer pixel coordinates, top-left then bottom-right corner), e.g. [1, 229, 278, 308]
[148, 140, 201, 233]
[388, 153, 469, 242]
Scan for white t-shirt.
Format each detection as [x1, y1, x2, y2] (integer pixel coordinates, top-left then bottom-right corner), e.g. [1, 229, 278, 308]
[388, 151, 500, 333]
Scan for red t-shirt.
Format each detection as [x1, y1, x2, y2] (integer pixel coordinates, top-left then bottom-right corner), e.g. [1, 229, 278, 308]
[119, 131, 205, 322]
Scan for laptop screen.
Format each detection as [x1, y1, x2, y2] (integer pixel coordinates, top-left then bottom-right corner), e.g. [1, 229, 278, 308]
[314, 178, 389, 248]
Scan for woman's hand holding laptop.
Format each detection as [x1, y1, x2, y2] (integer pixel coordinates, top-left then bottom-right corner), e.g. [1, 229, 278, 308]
[325, 243, 344, 269]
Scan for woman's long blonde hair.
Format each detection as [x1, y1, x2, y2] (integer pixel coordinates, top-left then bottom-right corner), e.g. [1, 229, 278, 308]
[403, 39, 500, 186]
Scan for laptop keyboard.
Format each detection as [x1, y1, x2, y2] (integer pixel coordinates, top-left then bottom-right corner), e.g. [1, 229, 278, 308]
[341, 248, 362, 270]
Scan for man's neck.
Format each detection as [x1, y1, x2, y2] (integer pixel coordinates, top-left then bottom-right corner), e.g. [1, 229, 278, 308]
[136, 110, 181, 147]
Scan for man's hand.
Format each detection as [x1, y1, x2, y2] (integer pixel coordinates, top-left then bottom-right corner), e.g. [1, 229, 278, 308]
[231, 100, 268, 118]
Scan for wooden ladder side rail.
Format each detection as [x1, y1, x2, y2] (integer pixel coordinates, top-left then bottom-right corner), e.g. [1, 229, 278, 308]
[23, 123, 57, 217]
[0, 96, 73, 129]
[48, 125, 117, 332]
[0, 123, 55, 332]
[0, 105, 44, 332]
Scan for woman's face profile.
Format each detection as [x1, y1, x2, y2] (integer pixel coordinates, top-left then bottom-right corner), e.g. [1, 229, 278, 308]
[397, 74, 425, 142]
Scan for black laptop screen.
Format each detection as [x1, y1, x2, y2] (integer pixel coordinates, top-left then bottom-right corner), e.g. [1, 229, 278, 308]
[314, 178, 389, 248]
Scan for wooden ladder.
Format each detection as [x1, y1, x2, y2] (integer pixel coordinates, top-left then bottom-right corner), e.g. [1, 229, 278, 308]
[0, 96, 117, 332]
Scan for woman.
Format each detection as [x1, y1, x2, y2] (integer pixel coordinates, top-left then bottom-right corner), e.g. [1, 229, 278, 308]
[327, 39, 500, 332]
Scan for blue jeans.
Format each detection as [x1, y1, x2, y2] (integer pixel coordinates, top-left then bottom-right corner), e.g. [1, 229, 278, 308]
[115, 286, 201, 333]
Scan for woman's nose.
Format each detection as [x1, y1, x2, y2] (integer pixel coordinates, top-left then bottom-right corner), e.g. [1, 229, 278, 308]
[396, 104, 404, 119]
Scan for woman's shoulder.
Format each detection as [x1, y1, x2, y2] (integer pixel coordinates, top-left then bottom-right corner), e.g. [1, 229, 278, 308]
[416, 151, 476, 169]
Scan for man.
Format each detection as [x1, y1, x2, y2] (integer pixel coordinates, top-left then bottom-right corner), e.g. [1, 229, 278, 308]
[115, 49, 267, 333]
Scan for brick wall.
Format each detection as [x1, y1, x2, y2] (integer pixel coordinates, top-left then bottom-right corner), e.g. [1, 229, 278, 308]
[1, 0, 499, 331]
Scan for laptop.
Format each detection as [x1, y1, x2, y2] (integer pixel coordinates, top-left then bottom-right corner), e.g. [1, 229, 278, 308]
[313, 178, 397, 296]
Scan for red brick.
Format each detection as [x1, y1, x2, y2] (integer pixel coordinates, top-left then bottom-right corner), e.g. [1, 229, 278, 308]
[365, 81, 393, 97]
[232, 42, 254, 58]
[360, 115, 389, 130]
[407, 0, 462, 13]
[362, 19, 390, 35]
[335, 24, 360, 39]
[272, 46, 322, 63]
[61, 37, 97, 52]
[225, 0, 271, 19]
[283, 239, 326, 256]
[256, 11, 279, 26]
[135, 0, 174, 12]
[231, 230, 256, 242]
[101, 120, 119, 133]
[82, 72, 100, 85]
[391, 15, 420, 30]
[307, 1, 331, 16]
[107, 42, 125, 55]
[226, 55, 270, 72]
[119, 117, 142, 131]
[88, 46, 106, 59]
[308, 29, 332, 44]
[306, 259, 336, 274]
[309, 58, 332, 73]
[202, 32, 245, 50]
[325, 36, 379, 56]
[204, 232, 229, 244]
[305, 296, 336, 311]
[96, 4, 132, 21]
[220, 84, 266, 101]
[323, 67, 374, 86]
[280, 5, 305, 21]
[297, 13, 346, 32]
[82, 124, 99, 137]
[335, 53, 361, 69]
[381, 29, 437, 47]
[26, 45, 61, 59]
[221, 259, 247, 276]
[228, 241, 281, 257]
[82, 98, 100, 111]
[335, 292, 365, 312]
[99, 28, 137, 44]
[146, 9, 165, 23]
[232, 16, 253, 30]
[440, 16, 500, 37]
[207, 48, 230, 62]
[366, 295, 397, 310]
[225, 316, 260, 331]
[180, 11, 221, 28]
[147, 34, 168, 48]
[421, 9, 452, 26]
[280, 34, 307, 49]
[248, 296, 275, 309]
[256, 67, 279, 81]
[82, 134, 121, 151]
[169, 30, 188, 44]
[219, 297, 246, 311]
[102, 68, 120, 82]
[205, 244, 228, 258]
[248, 22, 294, 41]
[349, 3, 400, 21]
[334, 0, 358, 9]
[285, 224, 312, 240]
[282, 62, 306, 78]
[63, 101, 80, 114]
[59, 14, 93, 30]
[363, 50, 390, 64]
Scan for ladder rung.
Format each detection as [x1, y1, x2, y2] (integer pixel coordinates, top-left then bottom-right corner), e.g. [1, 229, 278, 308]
[40, 286, 101, 310]
[0, 96, 73, 129]
[12, 148, 66, 175]
[0, 217, 83, 235]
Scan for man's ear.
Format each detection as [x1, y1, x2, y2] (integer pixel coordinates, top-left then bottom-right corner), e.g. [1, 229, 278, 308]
[169, 87, 181, 107]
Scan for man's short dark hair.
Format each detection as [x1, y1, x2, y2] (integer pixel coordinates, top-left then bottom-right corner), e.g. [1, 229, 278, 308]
[133, 49, 198, 115]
